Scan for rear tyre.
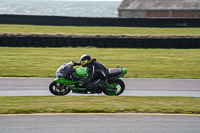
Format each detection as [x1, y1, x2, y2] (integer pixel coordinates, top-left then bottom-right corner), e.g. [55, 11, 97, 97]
[103, 79, 125, 96]
[49, 81, 71, 96]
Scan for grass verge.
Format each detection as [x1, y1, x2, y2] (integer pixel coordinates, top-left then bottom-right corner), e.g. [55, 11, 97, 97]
[0, 96, 200, 114]
[0, 47, 200, 78]
[1, 24, 200, 37]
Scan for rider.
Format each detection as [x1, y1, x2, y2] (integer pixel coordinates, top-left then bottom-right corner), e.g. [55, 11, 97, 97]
[73, 54, 109, 93]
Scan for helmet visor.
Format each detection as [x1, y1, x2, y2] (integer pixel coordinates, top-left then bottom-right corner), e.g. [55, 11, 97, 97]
[81, 60, 88, 66]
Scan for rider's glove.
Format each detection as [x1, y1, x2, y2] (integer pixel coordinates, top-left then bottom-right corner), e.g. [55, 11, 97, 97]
[73, 62, 81, 66]
[73, 62, 78, 66]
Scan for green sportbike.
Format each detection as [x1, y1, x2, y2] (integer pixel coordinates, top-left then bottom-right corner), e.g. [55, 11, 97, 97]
[49, 61, 127, 96]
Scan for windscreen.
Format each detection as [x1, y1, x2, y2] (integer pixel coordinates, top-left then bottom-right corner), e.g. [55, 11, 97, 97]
[56, 62, 74, 77]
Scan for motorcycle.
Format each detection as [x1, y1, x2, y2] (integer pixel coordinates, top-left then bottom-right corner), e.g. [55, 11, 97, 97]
[49, 61, 127, 96]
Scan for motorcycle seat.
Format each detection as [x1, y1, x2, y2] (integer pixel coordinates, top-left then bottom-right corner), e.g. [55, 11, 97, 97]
[109, 68, 122, 77]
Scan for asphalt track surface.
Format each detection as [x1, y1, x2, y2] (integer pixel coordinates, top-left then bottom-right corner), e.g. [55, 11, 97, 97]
[0, 78, 200, 97]
[0, 113, 200, 133]
[1, 78, 200, 133]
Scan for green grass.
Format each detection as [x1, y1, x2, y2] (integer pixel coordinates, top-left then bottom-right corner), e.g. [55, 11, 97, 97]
[1, 24, 200, 36]
[0, 47, 200, 78]
[0, 96, 200, 114]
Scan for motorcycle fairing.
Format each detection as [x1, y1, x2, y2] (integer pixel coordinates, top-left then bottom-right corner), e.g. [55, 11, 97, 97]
[75, 67, 88, 78]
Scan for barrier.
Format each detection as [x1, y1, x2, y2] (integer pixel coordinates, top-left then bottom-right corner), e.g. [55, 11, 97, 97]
[0, 34, 200, 48]
[1, 14, 200, 27]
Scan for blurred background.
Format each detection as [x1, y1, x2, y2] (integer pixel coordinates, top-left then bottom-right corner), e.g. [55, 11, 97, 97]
[0, 0, 122, 17]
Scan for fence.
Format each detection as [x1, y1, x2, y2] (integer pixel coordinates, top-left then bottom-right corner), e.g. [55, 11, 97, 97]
[0, 14, 200, 27]
[0, 34, 199, 48]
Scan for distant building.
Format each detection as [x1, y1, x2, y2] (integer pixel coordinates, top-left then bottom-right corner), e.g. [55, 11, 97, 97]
[118, 0, 200, 18]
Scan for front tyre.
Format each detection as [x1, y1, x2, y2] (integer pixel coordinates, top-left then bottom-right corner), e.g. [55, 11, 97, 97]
[103, 79, 125, 96]
[49, 81, 71, 96]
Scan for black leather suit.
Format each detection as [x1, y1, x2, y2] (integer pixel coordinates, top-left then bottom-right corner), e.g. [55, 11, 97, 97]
[78, 61, 109, 91]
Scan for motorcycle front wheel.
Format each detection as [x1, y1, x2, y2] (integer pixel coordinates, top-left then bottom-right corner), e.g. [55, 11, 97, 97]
[103, 79, 125, 96]
[49, 81, 71, 96]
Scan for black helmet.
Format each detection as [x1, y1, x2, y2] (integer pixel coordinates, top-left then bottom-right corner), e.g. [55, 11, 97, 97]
[80, 54, 92, 67]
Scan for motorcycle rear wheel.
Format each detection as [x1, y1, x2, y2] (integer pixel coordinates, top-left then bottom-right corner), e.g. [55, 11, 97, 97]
[49, 81, 71, 96]
[103, 79, 125, 96]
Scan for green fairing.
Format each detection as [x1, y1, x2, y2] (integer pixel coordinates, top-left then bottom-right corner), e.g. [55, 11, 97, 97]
[54, 67, 87, 92]
[122, 68, 127, 76]
[75, 67, 88, 78]
[55, 77, 82, 92]
[55, 77, 77, 85]
[54, 78, 61, 83]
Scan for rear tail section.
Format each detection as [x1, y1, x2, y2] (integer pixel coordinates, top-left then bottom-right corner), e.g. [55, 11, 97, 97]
[122, 68, 127, 77]
[108, 66, 127, 81]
